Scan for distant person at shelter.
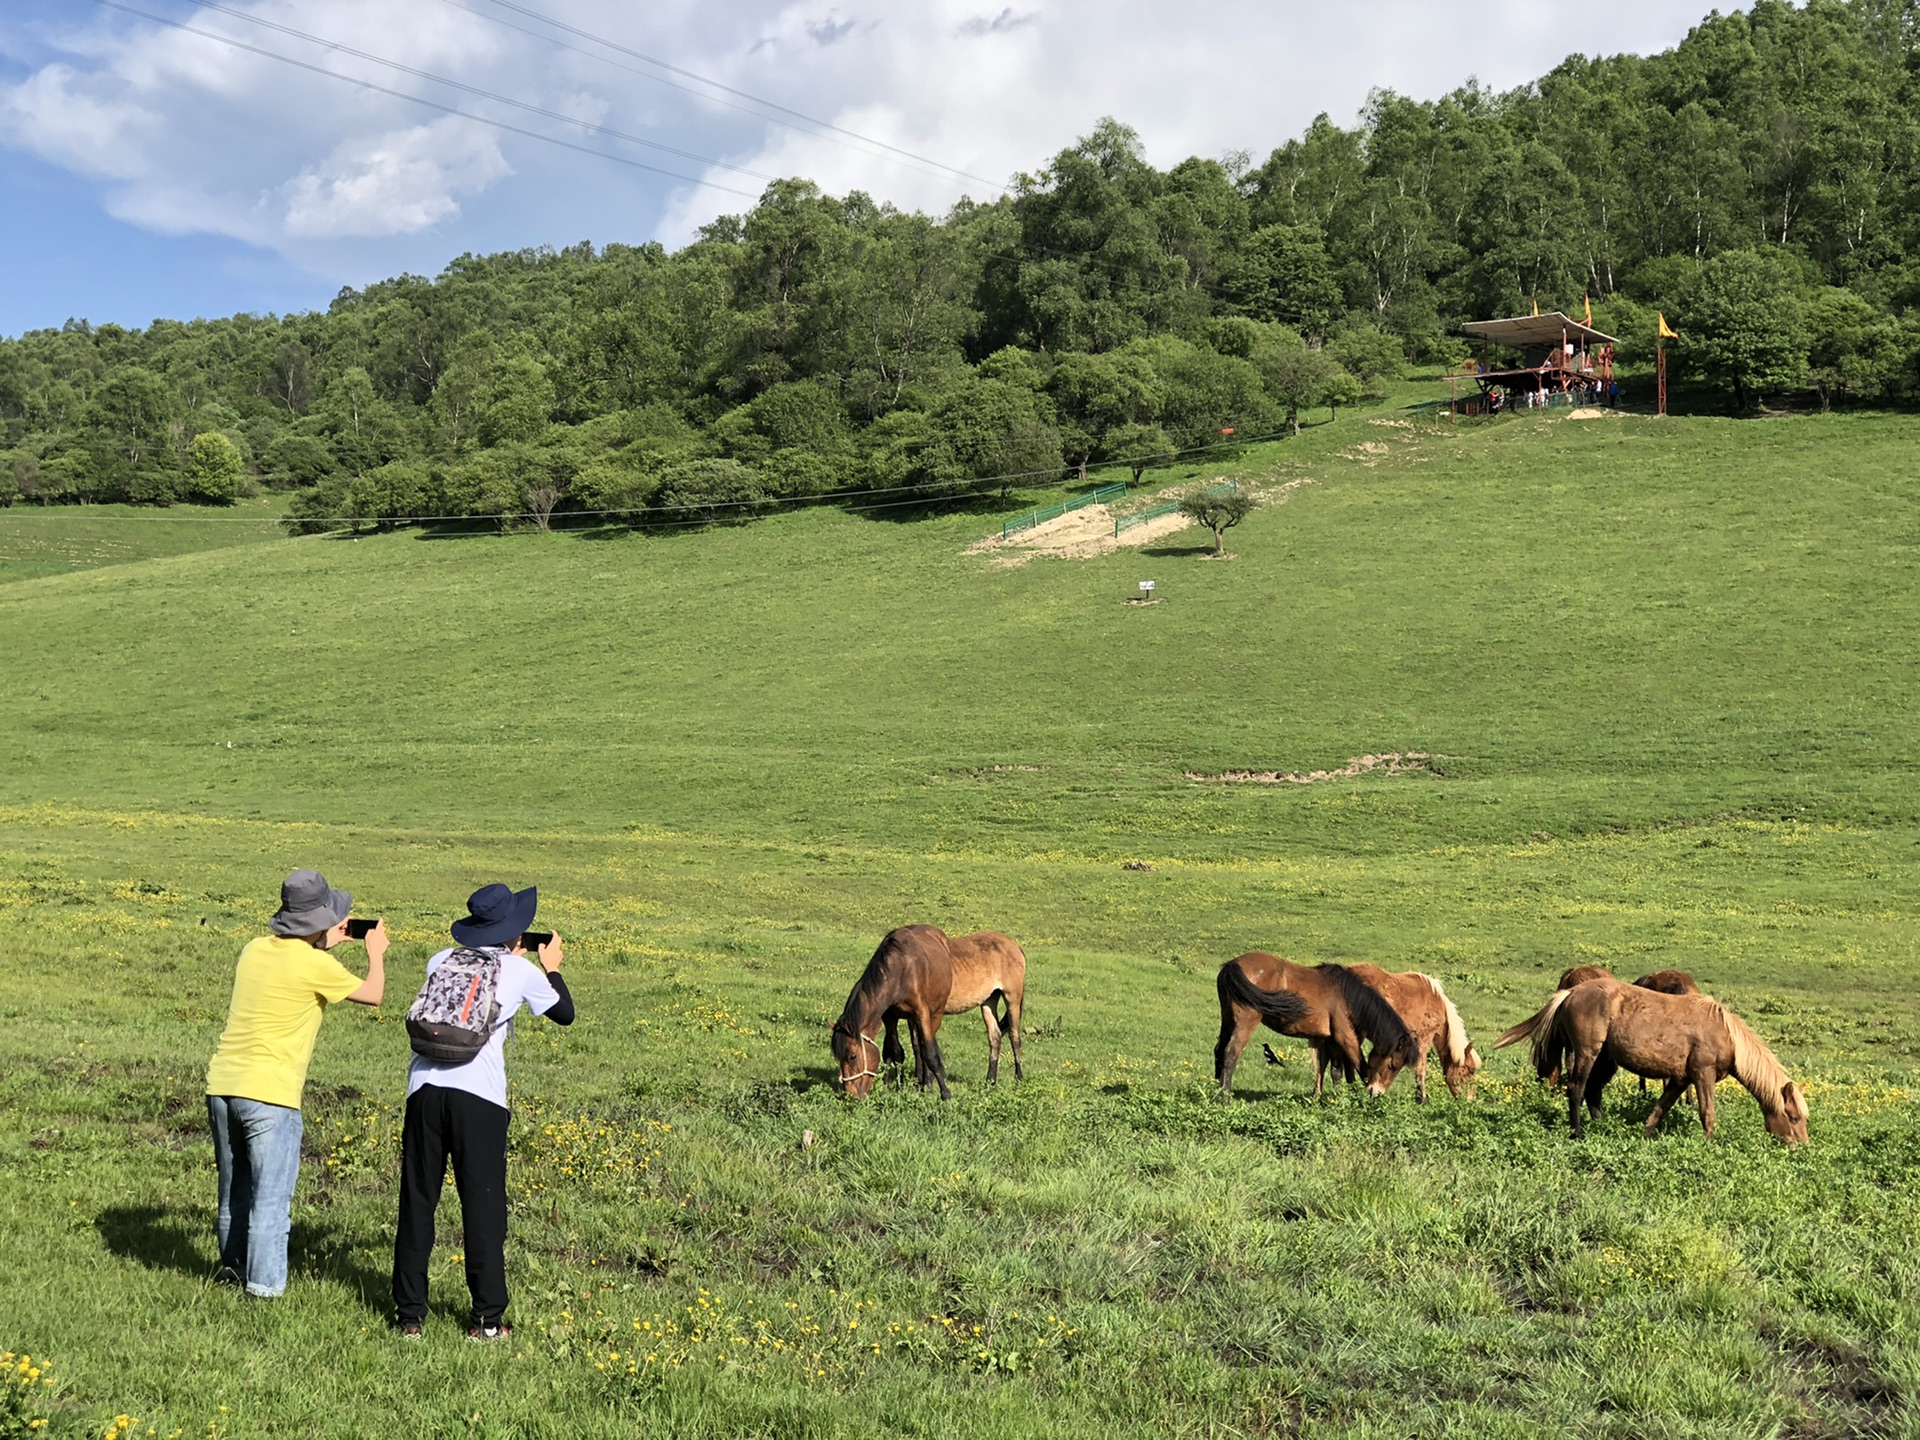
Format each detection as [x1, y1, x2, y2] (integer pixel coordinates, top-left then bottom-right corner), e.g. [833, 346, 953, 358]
[391, 882, 573, 1341]
[205, 869, 387, 1298]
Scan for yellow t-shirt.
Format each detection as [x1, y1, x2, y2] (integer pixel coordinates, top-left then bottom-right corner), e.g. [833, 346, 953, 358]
[206, 935, 363, 1108]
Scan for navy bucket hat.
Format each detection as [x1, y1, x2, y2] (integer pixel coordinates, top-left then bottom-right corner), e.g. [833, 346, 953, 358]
[451, 883, 538, 947]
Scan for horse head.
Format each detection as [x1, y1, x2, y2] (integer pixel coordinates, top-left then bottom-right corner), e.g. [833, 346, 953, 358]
[1363, 1031, 1421, 1097]
[830, 1019, 881, 1099]
[1765, 1080, 1809, 1146]
[1442, 1042, 1482, 1101]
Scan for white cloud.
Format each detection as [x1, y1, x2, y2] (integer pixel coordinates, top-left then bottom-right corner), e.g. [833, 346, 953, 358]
[282, 119, 511, 238]
[0, 0, 1713, 286]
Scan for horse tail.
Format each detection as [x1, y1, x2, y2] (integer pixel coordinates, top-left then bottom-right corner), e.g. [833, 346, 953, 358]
[1531, 989, 1579, 1082]
[1491, 993, 1560, 1051]
[1317, 964, 1412, 1055]
[1720, 1004, 1791, 1112]
[1217, 958, 1313, 1029]
[1413, 972, 1471, 1068]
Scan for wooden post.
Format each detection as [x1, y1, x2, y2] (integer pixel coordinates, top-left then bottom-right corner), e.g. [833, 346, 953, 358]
[1657, 342, 1668, 416]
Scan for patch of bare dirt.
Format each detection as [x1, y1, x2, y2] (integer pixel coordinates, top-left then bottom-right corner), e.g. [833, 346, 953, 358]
[1185, 752, 1443, 785]
[1562, 407, 1625, 422]
[969, 501, 1194, 564]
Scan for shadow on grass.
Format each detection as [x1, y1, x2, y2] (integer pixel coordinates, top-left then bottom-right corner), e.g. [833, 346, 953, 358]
[96, 1204, 391, 1314]
[1138, 539, 1219, 558]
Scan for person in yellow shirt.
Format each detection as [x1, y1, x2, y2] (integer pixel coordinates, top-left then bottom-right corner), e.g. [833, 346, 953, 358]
[206, 869, 387, 1297]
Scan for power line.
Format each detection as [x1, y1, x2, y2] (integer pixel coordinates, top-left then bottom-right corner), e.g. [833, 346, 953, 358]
[430, 0, 988, 194]
[87, 0, 760, 200]
[184, 0, 776, 184]
[468, 0, 1006, 193]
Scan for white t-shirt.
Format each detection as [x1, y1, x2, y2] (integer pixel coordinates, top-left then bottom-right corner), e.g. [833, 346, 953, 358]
[407, 947, 560, 1109]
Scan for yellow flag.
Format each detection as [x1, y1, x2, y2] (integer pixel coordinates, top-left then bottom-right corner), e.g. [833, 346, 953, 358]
[1657, 312, 1679, 340]
[1531, 297, 1539, 317]
[1583, 294, 1593, 326]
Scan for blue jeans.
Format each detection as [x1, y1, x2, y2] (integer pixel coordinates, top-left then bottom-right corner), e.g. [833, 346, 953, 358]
[206, 1095, 303, 1297]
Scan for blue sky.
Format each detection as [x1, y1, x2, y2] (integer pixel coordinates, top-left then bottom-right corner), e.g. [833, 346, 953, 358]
[0, 0, 1707, 338]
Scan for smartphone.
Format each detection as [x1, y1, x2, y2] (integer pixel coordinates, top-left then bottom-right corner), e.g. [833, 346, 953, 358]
[345, 917, 379, 940]
[519, 930, 553, 952]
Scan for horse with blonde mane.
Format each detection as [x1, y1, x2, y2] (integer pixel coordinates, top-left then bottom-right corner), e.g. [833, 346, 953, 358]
[1495, 967, 1702, 1090]
[1528, 977, 1807, 1144]
[1214, 953, 1418, 1099]
[882, 930, 1026, 1083]
[1342, 964, 1481, 1102]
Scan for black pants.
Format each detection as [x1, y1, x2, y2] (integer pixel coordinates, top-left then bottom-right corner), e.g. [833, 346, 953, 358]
[391, 1084, 511, 1326]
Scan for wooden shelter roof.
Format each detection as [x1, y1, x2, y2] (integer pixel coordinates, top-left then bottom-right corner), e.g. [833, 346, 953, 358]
[1461, 312, 1618, 347]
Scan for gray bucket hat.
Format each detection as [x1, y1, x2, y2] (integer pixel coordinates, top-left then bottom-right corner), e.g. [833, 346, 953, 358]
[269, 869, 352, 936]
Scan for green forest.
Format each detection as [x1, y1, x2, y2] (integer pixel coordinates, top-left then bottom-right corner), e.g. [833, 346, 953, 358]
[2, 0, 1917, 525]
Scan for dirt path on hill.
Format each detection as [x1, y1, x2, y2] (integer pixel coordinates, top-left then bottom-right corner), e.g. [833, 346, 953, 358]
[966, 500, 1194, 566]
[1185, 752, 1442, 785]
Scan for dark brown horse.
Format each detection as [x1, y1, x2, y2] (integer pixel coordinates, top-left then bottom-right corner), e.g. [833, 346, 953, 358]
[832, 925, 954, 1100]
[882, 930, 1026, 1083]
[1214, 953, 1418, 1099]
[1531, 977, 1808, 1144]
[1343, 964, 1481, 1103]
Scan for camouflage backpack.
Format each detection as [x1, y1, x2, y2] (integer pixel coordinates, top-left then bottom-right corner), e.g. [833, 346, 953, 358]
[405, 948, 503, 1064]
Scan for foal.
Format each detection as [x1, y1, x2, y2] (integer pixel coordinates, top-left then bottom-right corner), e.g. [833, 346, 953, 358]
[1214, 953, 1418, 1099]
[831, 925, 954, 1100]
[883, 930, 1026, 1083]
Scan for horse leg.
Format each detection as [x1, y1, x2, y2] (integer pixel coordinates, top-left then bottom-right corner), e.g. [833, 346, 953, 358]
[882, 1016, 906, 1085]
[1694, 1071, 1716, 1138]
[1644, 1077, 1687, 1137]
[922, 1010, 951, 1101]
[979, 1001, 1002, 1084]
[1566, 1059, 1592, 1138]
[1312, 1044, 1329, 1099]
[1414, 1045, 1430, 1104]
[1215, 1003, 1258, 1098]
[1004, 988, 1024, 1081]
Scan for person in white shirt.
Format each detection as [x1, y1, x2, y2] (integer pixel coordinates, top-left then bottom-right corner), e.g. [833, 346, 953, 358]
[390, 883, 573, 1340]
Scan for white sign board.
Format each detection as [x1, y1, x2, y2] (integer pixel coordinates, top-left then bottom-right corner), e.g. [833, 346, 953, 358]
[1139, 580, 1156, 592]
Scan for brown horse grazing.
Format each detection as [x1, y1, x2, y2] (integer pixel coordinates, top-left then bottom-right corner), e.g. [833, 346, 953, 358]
[1343, 964, 1481, 1103]
[882, 930, 1026, 1083]
[831, 925, 953, 1100]
[1532, 978, 1808, 1145]
[1214, 953, 1419, 1099]
[1497, 968, 1706, 1091]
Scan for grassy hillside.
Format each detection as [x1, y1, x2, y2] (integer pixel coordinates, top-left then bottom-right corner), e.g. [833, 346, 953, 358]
[2, 407, 1918, 1438]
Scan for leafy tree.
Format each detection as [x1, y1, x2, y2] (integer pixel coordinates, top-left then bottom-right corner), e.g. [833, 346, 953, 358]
[1102, 421, 1176, 485]
[1256, 335, 1347, 436]
[919, 377, 1063, 497]
[181, 431, 246, 504]
[313, 367, 409, 474]
[1685, 249, 1810, 409]
[655, 458, 769, 525]
[1233, 224, 1343, 337]
[262, 434, 338, 490]
[349, 460, 430, 531]
[1804, 286, 1900, 410]
[1048, 351, 1161, 481]
[1179, 483, 1256, 555]
[87, 367, 177, 502]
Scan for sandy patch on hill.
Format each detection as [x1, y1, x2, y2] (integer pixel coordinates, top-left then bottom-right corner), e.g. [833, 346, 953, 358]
[1186, 752, 1442, 785]
[969, 501, 1194, 566]
[1562, 407, 1625, 422]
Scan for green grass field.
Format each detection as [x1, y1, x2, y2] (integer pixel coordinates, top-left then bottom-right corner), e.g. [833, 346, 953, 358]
[3, 404, 1919, 1438]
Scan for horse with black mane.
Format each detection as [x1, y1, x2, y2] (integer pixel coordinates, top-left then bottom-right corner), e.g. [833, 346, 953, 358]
[882, 929, 1026, 1083]
[831, 925, 954, 1100]
[1214, 952, 1418, 1099]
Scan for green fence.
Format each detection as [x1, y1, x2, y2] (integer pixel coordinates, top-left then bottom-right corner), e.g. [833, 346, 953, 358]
[1113, 481, 1234, 537]
[1115, 500, 1180, 536]
[1001, 482, 1128, 539]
